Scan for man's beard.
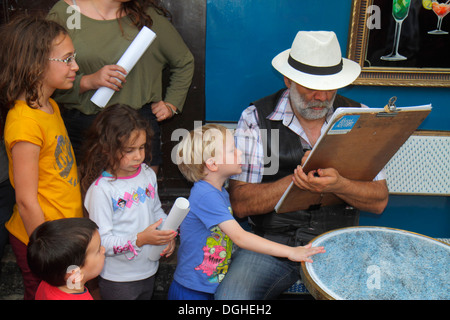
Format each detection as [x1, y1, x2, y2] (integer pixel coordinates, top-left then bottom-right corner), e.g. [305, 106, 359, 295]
[289, 85, 336, 120]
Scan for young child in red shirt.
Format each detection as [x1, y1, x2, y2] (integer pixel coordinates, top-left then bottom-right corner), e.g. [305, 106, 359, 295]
[27, 218, 105, 300]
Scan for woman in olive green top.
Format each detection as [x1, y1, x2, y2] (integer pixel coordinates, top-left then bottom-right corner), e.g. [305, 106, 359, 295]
[48, 0, 194, 171]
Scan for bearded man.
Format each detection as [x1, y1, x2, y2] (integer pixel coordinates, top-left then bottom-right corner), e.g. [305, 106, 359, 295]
[215, 31, 389, 300]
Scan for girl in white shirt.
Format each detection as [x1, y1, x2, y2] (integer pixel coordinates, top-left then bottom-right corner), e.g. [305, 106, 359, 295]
[81, 103, 176, 300]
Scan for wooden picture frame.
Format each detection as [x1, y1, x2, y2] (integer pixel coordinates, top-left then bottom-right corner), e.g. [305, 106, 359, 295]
[347, 0, 450, 87]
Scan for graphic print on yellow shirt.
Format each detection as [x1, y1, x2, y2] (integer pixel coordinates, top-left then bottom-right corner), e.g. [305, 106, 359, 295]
[54, 134, 78, 186]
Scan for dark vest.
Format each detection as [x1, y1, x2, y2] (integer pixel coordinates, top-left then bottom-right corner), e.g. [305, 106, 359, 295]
[250, 89, 361, 246]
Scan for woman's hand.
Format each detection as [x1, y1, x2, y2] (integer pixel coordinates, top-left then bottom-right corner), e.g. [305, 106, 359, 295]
[80, 64, 128, 93]
[151, 101, 177, 122]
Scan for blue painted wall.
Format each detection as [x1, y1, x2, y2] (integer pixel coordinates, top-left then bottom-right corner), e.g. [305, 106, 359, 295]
[205, 0, 449, 237]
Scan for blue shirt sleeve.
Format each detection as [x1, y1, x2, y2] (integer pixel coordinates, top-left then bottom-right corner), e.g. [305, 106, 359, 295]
[188, 181, 234, 230]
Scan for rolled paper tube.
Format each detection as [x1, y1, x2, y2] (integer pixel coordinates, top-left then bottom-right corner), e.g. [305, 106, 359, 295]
[90, 26, 156, 108]
[148, 197, 190, 261]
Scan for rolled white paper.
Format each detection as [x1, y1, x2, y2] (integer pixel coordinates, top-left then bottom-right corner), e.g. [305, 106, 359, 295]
[148, 197, 190, 261]
[90, 26, 156, 108]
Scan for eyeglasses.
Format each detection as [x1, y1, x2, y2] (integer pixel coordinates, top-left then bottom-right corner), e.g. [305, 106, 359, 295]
[48, 52, 77, 65]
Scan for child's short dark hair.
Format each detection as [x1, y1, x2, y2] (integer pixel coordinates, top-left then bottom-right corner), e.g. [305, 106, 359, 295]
[27, 218, 98, 287]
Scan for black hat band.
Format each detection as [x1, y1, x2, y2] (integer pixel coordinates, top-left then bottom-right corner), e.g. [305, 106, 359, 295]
[288, 55, 343, 75]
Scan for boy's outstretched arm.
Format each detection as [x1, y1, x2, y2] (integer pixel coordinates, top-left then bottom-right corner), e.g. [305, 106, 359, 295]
[219, 219, 325, 263]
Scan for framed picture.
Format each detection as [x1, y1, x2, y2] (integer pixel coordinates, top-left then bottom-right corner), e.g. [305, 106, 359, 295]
[347, 0, 450, 87]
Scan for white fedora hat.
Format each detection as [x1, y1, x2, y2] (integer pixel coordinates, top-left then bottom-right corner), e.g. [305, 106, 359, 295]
[272, 31, 361, 91]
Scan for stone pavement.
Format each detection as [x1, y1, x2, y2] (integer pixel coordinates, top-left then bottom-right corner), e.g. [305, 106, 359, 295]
[0, 244, 23, 300]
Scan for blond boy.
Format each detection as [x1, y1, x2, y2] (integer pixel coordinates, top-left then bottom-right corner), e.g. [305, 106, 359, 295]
[168, 124, 325, 300]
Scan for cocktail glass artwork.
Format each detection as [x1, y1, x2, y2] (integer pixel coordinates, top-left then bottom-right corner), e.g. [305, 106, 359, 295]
[427, 0, 450, 34]
[381, 0, 412, 61]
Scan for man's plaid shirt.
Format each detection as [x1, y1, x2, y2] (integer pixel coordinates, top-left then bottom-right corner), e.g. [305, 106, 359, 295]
[231, 89, 385, 183]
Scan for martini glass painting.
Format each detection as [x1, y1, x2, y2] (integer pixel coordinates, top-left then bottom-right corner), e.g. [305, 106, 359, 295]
[428, 1, 450, 34]
[381, 0, 412, 61]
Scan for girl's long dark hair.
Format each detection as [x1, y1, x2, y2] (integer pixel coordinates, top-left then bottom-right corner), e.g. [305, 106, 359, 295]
[79, 104, 153, 198]
[0, 14, 67, 132]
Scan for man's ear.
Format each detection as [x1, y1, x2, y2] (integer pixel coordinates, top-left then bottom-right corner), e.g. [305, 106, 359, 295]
[205, 157, 218, 172]
[283, 76, 292, 88]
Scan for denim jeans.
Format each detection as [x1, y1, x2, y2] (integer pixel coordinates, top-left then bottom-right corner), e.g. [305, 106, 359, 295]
[214, 248, 300, 300]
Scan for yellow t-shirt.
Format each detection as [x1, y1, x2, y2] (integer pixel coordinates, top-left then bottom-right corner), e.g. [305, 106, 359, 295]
[4, 99, 83, 244]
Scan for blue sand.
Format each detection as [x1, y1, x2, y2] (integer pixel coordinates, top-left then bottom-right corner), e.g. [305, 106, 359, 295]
[305, 227, 450, 300]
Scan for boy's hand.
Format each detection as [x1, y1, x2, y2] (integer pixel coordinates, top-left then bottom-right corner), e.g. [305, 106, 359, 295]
[288, 243, 326, 263]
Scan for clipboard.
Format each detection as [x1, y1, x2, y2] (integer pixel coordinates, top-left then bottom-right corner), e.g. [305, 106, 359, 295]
[274, 98, 432, 214]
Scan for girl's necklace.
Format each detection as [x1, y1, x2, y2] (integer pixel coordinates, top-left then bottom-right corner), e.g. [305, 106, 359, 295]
[91, 0, 107, 20]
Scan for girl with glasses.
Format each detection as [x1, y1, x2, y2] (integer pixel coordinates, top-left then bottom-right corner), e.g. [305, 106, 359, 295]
[0, 15, 83, 300]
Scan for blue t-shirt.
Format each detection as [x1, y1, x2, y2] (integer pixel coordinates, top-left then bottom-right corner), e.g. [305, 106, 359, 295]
[173, 180, 234, 293]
